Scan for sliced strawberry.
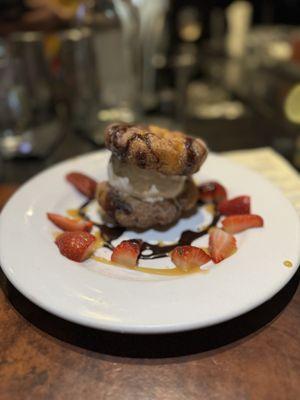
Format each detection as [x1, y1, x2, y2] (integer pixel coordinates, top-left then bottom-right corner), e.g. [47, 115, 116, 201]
[111, 240, 142, 267]
[170, 245, 211, 272]
[218, 195, 250, 215]
[47, 213, 93, 232]
[55, 231, 96, 262]
[209, 228, 237, 264]
[222, 214, 264, 234]
[198, 181, 227, 203]
[66, 172, 97, 199]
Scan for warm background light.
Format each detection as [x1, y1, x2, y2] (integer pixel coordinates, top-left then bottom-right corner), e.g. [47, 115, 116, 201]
[284, 84, 300, 124]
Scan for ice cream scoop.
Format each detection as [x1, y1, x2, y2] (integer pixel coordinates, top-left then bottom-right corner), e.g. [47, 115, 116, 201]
[108, 155, 186, 202]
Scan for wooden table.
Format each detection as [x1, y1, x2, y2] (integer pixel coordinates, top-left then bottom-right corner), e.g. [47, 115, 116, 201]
[0, 185, 299, 400]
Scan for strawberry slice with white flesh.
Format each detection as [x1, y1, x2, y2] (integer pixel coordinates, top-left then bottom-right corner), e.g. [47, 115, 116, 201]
[170, 245, 211, 272]
[111, 240, 142, 267]
[55, 231, 96, 262]
[209, 228, 237, 264]
[47, 213, 93, 232]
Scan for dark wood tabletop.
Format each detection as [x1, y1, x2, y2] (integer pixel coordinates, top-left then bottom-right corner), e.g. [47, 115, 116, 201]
[0, 183, 299, 400]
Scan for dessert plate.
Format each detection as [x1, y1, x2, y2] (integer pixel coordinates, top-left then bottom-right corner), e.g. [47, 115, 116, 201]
[0, 151, 299, 333]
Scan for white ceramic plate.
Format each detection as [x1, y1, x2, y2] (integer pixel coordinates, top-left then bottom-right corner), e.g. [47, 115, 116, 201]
[1, 151, 299, 333]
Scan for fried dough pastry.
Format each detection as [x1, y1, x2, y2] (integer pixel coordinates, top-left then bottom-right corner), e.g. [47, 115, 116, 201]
[105, 123, 208, 176]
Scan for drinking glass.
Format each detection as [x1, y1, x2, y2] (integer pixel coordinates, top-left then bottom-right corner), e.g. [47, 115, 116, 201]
[60, 28, 101, 140]
[86, 0, 141, 123]
[0, 32, 62, 159]
[0, 40, 30, 158]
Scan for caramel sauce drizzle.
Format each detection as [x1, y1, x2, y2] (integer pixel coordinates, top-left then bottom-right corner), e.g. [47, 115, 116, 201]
[283, 260, 293, 268]
[91, 255, 207, 277]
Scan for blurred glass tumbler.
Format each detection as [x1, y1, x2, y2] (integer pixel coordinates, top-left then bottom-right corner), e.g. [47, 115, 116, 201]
[60, 1, 141, 145]
[137, 0, 170, 110]
[0, 33, 61, 159]
[60, 28, 102, 142]
[0, 33, 60, 158]
[87, 0, 141, 123]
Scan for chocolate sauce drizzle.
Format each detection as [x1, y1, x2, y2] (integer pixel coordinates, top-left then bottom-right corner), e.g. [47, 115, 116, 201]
[79, 200, 220, 260]
[184, 137, 196, 175]
[79, 200, 125, 251]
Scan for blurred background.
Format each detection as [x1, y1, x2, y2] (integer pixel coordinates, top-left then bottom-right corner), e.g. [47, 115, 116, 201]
[0, 0, 300, 183]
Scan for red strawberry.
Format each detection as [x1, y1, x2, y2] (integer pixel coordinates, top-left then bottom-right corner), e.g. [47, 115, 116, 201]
[222, 214, 264, 234]
[66, 172, 97, 199]
[198, 181, 227, 203]
[218, 195, 250, 215]
[170, 245, 211, 272]
[209, 228, 237, 264]
[47, 213, 93, 232]
[111, 240, 142, 267]
[55, 231, 96, 262]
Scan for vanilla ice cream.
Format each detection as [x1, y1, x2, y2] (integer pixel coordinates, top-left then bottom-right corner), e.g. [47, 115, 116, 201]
[108, 156, 186, 202]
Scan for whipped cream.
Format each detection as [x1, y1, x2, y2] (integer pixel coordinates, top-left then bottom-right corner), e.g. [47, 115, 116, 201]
[108, 156, 186, 202]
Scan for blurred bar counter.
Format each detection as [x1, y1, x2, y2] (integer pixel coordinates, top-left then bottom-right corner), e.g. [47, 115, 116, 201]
[1, 3, 300, 183]
[1, 106, 299, 184]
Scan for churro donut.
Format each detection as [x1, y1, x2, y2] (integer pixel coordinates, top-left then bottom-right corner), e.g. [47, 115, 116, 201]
[97, 178, 198, 230]
[105, 123, 208, 176]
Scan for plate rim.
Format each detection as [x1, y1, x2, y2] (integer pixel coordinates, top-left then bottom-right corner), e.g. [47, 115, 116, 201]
[1, 150, 300, 334]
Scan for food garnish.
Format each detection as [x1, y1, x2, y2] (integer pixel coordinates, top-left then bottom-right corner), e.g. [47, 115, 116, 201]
[111, 240, 142, 267]
[218, 195, 250, 215]
[47, 213, 93, 232]
[66, 172, 97, 199]
[198, 181, 227, 204]
[170, 246, 211, 272]
[209, 228, 237, 264]
[222, 214, 264, 234]
[55, 231, 96, 262]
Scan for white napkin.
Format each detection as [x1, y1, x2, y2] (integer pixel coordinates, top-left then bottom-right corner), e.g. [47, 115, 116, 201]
[223, 147, 300, 216]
